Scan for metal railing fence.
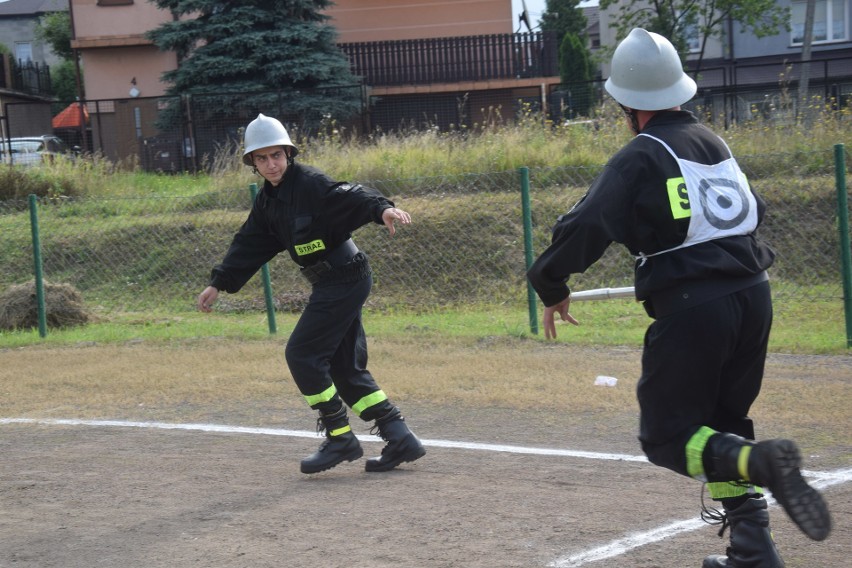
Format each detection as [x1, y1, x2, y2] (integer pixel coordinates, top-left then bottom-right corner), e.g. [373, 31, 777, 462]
[2, 55, 850, 173]
[340, 31, 559, 86]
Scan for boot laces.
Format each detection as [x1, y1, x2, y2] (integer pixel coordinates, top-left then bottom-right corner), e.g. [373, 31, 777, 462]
[369, 408, 401, 441]
[369, 422, 388, 441]
[699, 484, 731, 538]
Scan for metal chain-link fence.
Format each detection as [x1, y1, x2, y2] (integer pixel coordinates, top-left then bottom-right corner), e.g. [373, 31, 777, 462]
[0, 149, 848, 329]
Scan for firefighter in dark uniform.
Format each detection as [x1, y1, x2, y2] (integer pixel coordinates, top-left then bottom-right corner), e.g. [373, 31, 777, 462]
[198, 113, 425, 474]
[527, 29, 830, 567]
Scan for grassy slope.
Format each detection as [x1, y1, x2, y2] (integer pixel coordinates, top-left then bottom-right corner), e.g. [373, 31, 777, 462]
[0, 102, 850, 353]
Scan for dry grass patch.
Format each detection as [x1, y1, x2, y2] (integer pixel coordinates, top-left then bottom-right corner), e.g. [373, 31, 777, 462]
[2, 337, 849, 457]
[0, 280, 93, 331]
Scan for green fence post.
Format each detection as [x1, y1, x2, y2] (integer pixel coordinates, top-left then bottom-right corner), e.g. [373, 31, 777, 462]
[27, 194, 48, 338]
[249, 183, 277, 334]
[519, 167, 539, 335]
[834, 144, 852, 348]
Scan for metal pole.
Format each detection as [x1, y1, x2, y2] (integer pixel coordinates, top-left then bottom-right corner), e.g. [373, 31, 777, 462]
[519, 166, 539, 335]
[28, 194, 47, 337]
[833, 144, 851, 348]
[249, 183, 277, 334]
[570, 286, 636, 301]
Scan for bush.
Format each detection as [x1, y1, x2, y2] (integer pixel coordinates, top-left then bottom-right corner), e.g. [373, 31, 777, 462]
[0, 165, 80, 200]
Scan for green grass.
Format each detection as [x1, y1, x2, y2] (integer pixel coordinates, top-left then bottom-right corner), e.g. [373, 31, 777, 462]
[0, 102, 849, 354]
[1, 298, 846, 354]
[1, 99, 848, 202]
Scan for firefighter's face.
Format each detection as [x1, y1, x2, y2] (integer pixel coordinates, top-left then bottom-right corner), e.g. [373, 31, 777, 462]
[252, 145, 289, 185]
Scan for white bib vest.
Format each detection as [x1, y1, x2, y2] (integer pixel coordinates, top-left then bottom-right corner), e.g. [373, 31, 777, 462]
[636, 133, 758, 264]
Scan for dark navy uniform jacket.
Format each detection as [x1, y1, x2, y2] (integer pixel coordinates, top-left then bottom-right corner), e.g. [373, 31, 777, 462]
[210, 163, 393, 293]
[528, 110, 775, 316]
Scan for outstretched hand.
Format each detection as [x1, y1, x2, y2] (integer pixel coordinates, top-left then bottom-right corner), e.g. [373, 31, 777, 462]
[197, 286, 219, 313]
[542, 296, 579, 339]
[382, 207, 411, 236]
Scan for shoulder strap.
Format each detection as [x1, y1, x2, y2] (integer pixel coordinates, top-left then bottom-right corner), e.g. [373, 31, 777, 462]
[637, 132, 678, 160]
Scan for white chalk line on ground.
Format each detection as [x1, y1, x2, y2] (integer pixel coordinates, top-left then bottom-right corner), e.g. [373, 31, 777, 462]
[3, 418, 849, 567]
[0, 417, 649, 462]
[547, 468, 852, 568]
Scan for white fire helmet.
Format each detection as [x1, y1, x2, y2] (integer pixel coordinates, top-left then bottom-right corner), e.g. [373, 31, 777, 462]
[604, 28, 697, 111]
[242, 113, 299, 166]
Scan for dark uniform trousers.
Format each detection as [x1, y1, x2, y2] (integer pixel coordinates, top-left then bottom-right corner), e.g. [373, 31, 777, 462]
[284, 254, 389, 422]
[637, 281, 773, 476]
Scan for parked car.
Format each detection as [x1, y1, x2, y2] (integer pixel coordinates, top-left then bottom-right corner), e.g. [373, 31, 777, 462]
[1, 135, 72, 166]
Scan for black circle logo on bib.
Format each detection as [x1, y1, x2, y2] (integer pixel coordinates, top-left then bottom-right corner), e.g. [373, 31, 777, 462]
[697, 178, 749, 229]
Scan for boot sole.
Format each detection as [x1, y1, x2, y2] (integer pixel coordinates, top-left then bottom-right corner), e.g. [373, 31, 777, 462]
[701, 555, 726, 568]
[763, 440, 831, 541]
[365, 441, 426, 472]
[300, 445, 364, 474]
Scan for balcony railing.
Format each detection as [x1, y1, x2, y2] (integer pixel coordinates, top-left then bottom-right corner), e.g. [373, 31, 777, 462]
[11, 59, 52, 97]
[339, 31, 559, 87]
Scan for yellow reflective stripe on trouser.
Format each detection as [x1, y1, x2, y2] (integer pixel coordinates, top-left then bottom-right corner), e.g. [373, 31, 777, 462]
[738, 445, 752, 480]
[686, 426, 718, 480]
[329, 424, 352, 437]
[304, 384, 338, 407]
[351, 390, 387, 416]
[707, 481, 760, 500]
[687, 426, 762, 499]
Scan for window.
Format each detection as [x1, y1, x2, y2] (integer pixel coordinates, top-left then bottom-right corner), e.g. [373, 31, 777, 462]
[679, 8, 702, 53]
[792, 0, 848, 44]
[97, 0, 133, 5]
[684, 22, 701, 53]
[15, 42, 32, 63]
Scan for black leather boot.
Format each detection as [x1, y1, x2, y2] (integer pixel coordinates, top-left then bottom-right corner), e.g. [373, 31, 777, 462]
[702, 497, 785, 568]
[300, 407, 363, 474]
[365, 407, 426, 472]
[705, 434, 831, 541]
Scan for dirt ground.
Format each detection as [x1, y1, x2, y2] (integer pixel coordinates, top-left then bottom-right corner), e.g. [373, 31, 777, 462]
[1, 342, 850, 568]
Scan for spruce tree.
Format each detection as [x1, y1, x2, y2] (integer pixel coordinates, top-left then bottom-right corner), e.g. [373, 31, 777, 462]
[145, 0, 361, 128]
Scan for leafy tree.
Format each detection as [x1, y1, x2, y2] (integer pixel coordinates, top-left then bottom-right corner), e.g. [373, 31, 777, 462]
[34, 11, 82, 101]
[599, 0, 790, 75]
[541, 0, 588, 40]
[51, 59, 80, 102]
[34, 11, 74, 61]
[558, 32, 593, 118]
[145, 0, 361, 128]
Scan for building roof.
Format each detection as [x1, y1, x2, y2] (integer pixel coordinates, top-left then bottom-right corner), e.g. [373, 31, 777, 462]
[0, 0, 68, 17]
[52, 101, 88, 129]
[582, 5, 599, 31]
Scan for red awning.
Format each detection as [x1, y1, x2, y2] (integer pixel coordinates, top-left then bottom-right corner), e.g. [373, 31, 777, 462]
[52, 102, 89, 129]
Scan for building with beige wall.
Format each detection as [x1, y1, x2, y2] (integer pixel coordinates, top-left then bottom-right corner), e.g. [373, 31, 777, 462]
[329, 0, 512, 43]
[69, 0, 519, 101]
[58, 0, 561, 166]
[69, 0, 177, 100]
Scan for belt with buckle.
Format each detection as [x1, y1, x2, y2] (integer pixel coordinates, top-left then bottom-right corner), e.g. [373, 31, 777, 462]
[300, 239, 360, 284]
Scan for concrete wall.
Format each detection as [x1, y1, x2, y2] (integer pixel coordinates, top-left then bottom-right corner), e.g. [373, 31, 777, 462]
[0, 16, 64, 68]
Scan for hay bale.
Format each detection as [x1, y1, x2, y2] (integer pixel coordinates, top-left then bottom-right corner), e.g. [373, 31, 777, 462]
[0, 280, 93, 330]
